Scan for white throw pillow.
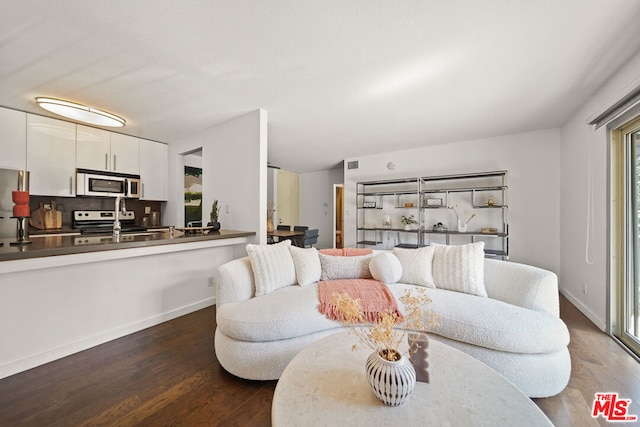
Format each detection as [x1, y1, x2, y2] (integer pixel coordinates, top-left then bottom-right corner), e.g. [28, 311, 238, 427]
[369, 252, 403, 284]
[431, 242, 487, 297]
[319, 253, 373, 280]
[392, 246, 436, 288]
[289, 246, 321, 286]
[246, 240, 296, 296]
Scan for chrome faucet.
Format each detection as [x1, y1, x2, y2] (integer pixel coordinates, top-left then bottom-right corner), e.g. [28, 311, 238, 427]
[113, 195, 126, 239]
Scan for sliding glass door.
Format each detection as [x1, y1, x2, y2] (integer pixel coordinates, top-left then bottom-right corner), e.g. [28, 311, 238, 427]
[614, 116, 640, 358]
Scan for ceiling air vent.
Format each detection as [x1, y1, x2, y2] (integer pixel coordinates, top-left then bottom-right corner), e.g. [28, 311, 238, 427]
[347, 160, 359, 170]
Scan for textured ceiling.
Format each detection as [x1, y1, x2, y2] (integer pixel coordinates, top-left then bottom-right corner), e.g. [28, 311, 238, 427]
[1, 1, 640, 173]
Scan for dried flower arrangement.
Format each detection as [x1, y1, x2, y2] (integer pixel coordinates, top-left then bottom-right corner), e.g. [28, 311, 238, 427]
[267, 201, 276, 218]
[448, 204, 476, 225]
[331, 288, 439, 361]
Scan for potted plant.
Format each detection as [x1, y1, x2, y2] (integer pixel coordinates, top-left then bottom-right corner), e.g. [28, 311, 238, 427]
[208, 200, 221, 232]
[401, 214, 419, 230]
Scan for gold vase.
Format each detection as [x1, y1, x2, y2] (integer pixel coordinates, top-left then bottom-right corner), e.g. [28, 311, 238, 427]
[267, 217, 274, 232]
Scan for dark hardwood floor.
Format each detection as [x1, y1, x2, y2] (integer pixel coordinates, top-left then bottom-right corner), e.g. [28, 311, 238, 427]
[0, 295, 638, 426]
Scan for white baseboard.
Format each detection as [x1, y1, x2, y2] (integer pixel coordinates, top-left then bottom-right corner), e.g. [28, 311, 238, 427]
[0, 297, 215, 380]
[559, 288, 606, 331]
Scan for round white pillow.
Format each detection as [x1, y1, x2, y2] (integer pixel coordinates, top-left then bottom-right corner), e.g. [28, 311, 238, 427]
[369, 252, 403, 284]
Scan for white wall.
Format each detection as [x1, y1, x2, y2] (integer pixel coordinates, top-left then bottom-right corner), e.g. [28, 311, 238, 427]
[344, 129, 561, 273]
[299, 168, 344, 248]
[166, 110, 268, 250]
[560, 50, 640, 331]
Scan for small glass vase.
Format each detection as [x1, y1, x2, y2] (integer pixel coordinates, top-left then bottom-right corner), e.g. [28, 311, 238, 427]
[365, 349, 416, 406]
[383, 215, 392, 229]
[457, 219, 467, 232]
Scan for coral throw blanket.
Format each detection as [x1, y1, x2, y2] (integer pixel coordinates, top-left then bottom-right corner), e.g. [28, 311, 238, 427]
[318, 279, 403, 323]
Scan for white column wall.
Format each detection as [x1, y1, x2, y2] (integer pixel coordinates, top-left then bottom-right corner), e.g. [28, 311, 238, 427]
[166, 109, 268, 252]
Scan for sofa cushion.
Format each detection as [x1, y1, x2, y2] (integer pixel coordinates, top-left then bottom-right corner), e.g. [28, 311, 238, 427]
[216, 283, 341, 341]
[392, 246, 436, 288]
[369, 252, 403, 284]
[319, 253, 373, 280]
[389, 284, 570, 354]
[217, 280, 570, 354]
[432, 242, 487, 297]
[289, 246, 321, 286]
[246, 240, 296, 297]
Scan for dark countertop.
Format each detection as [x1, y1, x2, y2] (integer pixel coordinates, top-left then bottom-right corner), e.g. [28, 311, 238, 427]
[0, 229, 255, 262]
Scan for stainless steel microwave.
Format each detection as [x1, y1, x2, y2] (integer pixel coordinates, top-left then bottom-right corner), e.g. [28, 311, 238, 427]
[76, 169, 141, 198]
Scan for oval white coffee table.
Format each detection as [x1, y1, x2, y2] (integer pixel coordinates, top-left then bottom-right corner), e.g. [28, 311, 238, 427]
[272, 332, 552, 426]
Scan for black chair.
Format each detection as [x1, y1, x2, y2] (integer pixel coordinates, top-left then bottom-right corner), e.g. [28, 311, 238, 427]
[295, 229, 319, 248]
[294, 226, 309, 232]
[277, 225, 291, 231]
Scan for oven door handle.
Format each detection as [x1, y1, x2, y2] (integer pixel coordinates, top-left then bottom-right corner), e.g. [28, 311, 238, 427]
[124, 178, 129, 197]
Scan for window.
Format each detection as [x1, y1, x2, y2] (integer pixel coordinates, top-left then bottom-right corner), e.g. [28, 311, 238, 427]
[611, 114, 640, 359]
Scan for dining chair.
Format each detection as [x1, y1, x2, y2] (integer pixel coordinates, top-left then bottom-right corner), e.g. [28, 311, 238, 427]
[293, 226, 309, 232]
[295, 229, 319, 248]
[277, 225, 291, 231]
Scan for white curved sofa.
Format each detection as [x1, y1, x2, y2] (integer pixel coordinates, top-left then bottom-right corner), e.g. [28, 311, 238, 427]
[214, 244, 571, 398]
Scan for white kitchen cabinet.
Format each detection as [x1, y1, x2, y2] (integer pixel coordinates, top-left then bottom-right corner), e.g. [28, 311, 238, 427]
[110, 133, 140, 174]
[0, 107, 27, 170]
[76, 126, 139, 174]
[76, 125, 111, 171]
[139, 139, 168, 201]
[26, 115, 77, 196]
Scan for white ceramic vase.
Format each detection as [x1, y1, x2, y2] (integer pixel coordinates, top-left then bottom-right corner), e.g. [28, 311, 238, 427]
[366, 349, 416, 406]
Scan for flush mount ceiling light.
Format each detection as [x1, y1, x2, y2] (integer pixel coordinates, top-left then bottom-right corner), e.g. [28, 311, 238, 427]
[35, 97, 126, 127]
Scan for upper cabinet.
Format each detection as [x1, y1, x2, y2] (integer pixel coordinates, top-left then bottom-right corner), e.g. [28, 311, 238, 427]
[0, 107, 27, 170]
[139, 139, 168, 201]
[110, 133, 140, 174]
[76, 125, 110, 171]
[26, 115, 77, 197]
[10, 109, 167, 199]
[76, 126, 139, 174]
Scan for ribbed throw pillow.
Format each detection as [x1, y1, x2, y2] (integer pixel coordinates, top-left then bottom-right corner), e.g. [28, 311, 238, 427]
[246, 240, 296, 296]
[431, 242, 487, 297]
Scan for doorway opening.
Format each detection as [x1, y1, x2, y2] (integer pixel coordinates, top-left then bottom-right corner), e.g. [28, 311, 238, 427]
[334, 184, 344, 249]
[183, 149, 203, 227]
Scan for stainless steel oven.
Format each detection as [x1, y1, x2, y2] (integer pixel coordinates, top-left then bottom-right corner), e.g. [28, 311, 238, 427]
[76, 169, 141, 198]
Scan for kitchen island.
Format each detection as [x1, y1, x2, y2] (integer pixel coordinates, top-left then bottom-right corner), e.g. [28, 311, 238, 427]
[0, 229, 255, 379]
